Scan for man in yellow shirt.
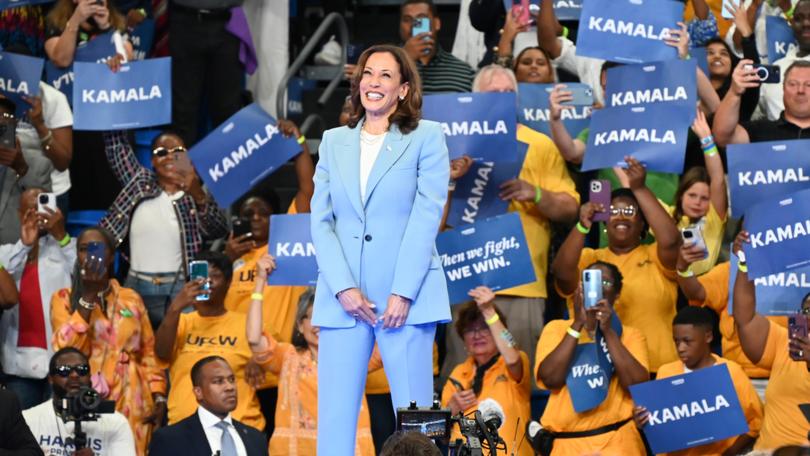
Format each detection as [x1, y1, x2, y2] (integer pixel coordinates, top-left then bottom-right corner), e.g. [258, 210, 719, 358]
[634, 306, 762, 455]
[154, 251, 265, 431]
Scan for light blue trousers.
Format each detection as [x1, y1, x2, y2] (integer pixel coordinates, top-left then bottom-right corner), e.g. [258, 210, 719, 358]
[317, 322, 436, 455]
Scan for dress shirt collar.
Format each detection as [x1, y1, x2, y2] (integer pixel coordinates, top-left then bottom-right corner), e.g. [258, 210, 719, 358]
[197, 405, 233, 429]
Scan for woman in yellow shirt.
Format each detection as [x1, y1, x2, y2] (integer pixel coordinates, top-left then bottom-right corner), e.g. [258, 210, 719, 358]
[534, 261, 649, 455]
[441, 286, 532, 456]
[552, 157, 681, 374]
[246, 253, 375, 456]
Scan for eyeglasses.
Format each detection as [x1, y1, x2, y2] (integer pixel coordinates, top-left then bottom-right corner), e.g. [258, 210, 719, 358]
[801, 307, 810, 316]
[152, 146, 187, 158]
[463, 325, 491, 337]
[610, 205, 637, 217]
[602, 280, 615, 290]
[51, 364, 90, 377]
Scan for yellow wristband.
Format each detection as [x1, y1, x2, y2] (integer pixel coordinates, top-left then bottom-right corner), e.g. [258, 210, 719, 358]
[250, 292, 263, 301]
[485, 313, 500, 325]
[576, 222, 590, 234]
[738, 263, 748, 273]
[297, 135, 306, 144]
[566, 326, 581, 339]
[676, 267, 695, 278]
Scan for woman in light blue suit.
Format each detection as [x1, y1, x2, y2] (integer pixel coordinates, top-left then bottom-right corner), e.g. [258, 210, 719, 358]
[311, 44, 451, 454]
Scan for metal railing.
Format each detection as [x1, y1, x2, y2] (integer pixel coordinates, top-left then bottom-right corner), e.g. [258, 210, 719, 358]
[276, 11, 349, 138]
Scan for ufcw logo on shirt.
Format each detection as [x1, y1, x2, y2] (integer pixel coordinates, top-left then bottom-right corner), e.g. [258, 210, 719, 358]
[186, 334, 239, 347]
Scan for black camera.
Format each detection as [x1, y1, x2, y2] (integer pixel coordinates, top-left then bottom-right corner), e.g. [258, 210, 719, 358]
[60, 386, 116, 423]
[397, 400, 504, 456]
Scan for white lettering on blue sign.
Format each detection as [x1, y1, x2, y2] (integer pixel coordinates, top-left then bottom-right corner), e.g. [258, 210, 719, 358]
[0, 78, 29, 95]
[754, 271, 810, 288]
[275, 242, 316, 257]
[208, 123, 280, 183]
[593, 128, 676, 145]
[441, 120, 508, 137]
[737, 168, 810, 186]
[81, 85, 162, 103]
[462, 162, 493, 224]
[52, 72, 74, 90]
[776, 41, 798, 56]
[587, 16, 672, 41]
[750, 219, 810, 249]
[609, 87, 687, 106]
[522, 106, 591, 122]
[647, 394, 731, 426]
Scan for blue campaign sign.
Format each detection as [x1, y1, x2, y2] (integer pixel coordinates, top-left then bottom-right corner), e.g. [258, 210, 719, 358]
[192, 103, 303, 207]
[767, 16, 797, 63]
[422, 92, 518, 162]
[581, 104, 692, 173]
[447, 143, 528, 227]
[727, 252, 810, 316]
[630, 364, 749, 454]
[691, 46, 710, 78]
[517, 83, 593, 137]
[576, 0, 681, 63]
[0, 0, 53, 8]
[605, 59, 697, 112]
[129, 19, 156, 61]
[72, 57, 171, 131]
[436, 212, 536, 304]
[727, 140, 810, 218]
[0, 52, 43, 117]
[44, 32, 118, 105]
[743, 187, 810, 279]
[567, 316, 622, 413]
[501, 0, 582, 21]
[267, 214, 317, 286]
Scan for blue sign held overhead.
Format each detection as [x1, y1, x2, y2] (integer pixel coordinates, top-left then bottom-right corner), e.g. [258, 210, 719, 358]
[44, 32, 119, 105]
[422, 92, 518, 162]
[743, 187, 810, 279]
[727, 252, 810, 316]
[576, 0, 681, 63]
[436, 212, 536, 304]
[267, 214, 318, 286]
[630, 364, 749, 454]
[517, 83, 593, 138]
[191, 103, 303, 207]
[767, 16, 796, 63]
[72, 57, 171, 131]
[0, 52, 43, 117]
[605, 59, 697, 112]
[129, 19, 156, 61]
[581, 103, 692, 174]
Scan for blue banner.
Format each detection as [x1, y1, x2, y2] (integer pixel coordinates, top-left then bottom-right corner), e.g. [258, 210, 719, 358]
[767, 16, 796, 63]
[192, 103, 303, 207]
[0, 52, 43, 117]
[267, 214, 317, 286]
[422, 92, 518, 162]
[727, 252, 810, 316]
[691, 46, 710, 78]
[575, 0, 681, 63]
[436, 212, 536, 304]
[44, 32, 118, 105]
[727, 140, 810, 218]
[743, 187, 810, 279]
[630, 364, 749, 454]
[566, 315, 622, 413]
[502, 0, 582, 21]
[129, 19, 156, 61]
[517, 83, 593, 137]
[72, 57, 171, 131]
[0, 0, 53, 8]
[446, 143, 527, 228]
[581, 104, 692, 173]
[605, 59, 697, 112]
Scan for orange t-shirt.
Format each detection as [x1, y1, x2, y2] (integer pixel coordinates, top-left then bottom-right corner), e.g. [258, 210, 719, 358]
[534, 319, 648, 455]
[656, 355, 763, 456]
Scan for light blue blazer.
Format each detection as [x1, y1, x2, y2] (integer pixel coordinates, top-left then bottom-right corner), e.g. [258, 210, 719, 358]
[310, 119, 451, 328]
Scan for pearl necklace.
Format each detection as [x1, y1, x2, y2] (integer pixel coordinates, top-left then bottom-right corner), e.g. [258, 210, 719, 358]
[360, 128, 386, 145]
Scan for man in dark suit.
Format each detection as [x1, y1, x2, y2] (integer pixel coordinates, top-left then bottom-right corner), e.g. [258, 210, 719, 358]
[148, 356, 266, 456]
[0, 388, 42, 455]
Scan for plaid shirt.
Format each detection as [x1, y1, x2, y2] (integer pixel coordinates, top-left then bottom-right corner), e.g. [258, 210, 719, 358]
[99, 131, 228, 273]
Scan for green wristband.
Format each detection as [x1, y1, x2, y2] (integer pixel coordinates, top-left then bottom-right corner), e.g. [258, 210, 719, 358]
[534, 186, 542, 204]
[576, 222, 590, 234]
[59, 234, 71, 247]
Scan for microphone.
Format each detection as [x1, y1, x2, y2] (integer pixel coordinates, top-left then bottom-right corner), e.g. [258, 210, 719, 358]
[478, 398, 506, 445]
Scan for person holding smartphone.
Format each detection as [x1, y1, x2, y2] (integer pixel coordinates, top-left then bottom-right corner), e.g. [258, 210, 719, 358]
[733, 230, 810, 450]
[50, 226, 166, 455]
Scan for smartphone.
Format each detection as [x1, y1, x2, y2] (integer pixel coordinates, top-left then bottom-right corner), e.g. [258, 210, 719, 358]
[412, 17, 431, 37]
[789, 313, 809, 339]
[589, 179, 611, 222]
[0, 120, 15, 149]
[37, 192, 57, 214]
[513, 2, 532, 27]
[189, 260, 210, 301]
[582, 268, 603, 309]
[721, 0, 736, 19]
[173, 151, 194, 176]
[231, 217, 253, 238]
[744, 64, 781, 84]
[681, 226, 708, 259]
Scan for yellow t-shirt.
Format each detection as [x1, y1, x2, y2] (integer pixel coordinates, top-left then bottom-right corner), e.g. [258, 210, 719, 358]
[499, 125, 579, 298]
[534, 320, 648, 456]
[694, 262, 787, 378]
[656, 355, 763, 456]
[441, 352, 533, 456]
[565, 244, 678, 372]
[754, 321, 810, 450]
[673, 203, 726, 276]
[167, 311, 265, 431]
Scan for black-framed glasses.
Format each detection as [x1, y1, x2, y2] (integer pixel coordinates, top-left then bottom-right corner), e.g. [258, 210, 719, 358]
[801, 307, 810, 316]
[602, 280, 614, 290]
[152, 146, 187, 158]
[610, 205, 637, 217]
[51, 364, 90, 377]
[462, 325, 491, 337]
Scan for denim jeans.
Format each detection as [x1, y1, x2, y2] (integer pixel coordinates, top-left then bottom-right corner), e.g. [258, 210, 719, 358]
[125, 272, 182, 331]
[2, 375, 50, 409]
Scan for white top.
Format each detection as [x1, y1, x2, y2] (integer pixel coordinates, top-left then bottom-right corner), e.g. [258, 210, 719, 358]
[129, 191, 184, 273]
[724, 0, 799, 64]
[197, 406, 248, 456]
[359, 129, 387, 202]
[22, 400, 136, 456]
[757, 47, 810, 121]
[553, 37, 605, 105]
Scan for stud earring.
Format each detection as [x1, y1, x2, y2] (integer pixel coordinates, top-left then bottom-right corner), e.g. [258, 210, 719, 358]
[399, 95, 405, 101]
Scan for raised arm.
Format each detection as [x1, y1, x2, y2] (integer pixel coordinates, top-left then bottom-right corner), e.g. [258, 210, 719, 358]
[247, 254, 276, 349]
[537, 0, 563, 58]
[470, 286, 523, 381]
[732, 231, 771, 365]
[44, 1, 101, 68]
[676, 243, 711, 301]
[548, 85, 587, 164]
[278, 119, 315, 213]
[713, 60, 757, 147]
[154, 280, 205, 361]
[692, 110, 728, 219]
[103, 131, 145, 185]
[552, 203, 601, 296]
[537, 286, 587, 389]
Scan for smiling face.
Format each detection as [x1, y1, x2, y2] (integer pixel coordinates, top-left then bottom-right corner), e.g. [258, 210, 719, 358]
[606, 195, 645, 250]
[514, 48, 554, 83]
[151, 133, 187, 181]
[680, 181, 710, 220]
[359, 52, 409, 119]
[297, 304, 319, 349]
[706, 42, 732, 79]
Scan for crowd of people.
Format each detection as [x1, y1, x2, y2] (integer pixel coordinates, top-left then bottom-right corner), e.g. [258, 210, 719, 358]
[1, 0, 810, 455]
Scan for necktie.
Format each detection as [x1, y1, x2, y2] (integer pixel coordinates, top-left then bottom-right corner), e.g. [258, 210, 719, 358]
[215, 421, 238, 456]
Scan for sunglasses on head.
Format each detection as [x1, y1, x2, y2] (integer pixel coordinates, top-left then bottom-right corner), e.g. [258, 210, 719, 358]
[152, 146, 187, 158]
[51, 364, 90, 377]
[610, 205, 637, 217]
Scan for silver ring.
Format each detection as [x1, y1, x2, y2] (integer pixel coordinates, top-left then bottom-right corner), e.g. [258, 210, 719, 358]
[80, 268, 86, 276]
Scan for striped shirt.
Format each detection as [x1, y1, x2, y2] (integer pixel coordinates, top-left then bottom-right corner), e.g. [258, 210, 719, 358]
[416, 47, 476, 94]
